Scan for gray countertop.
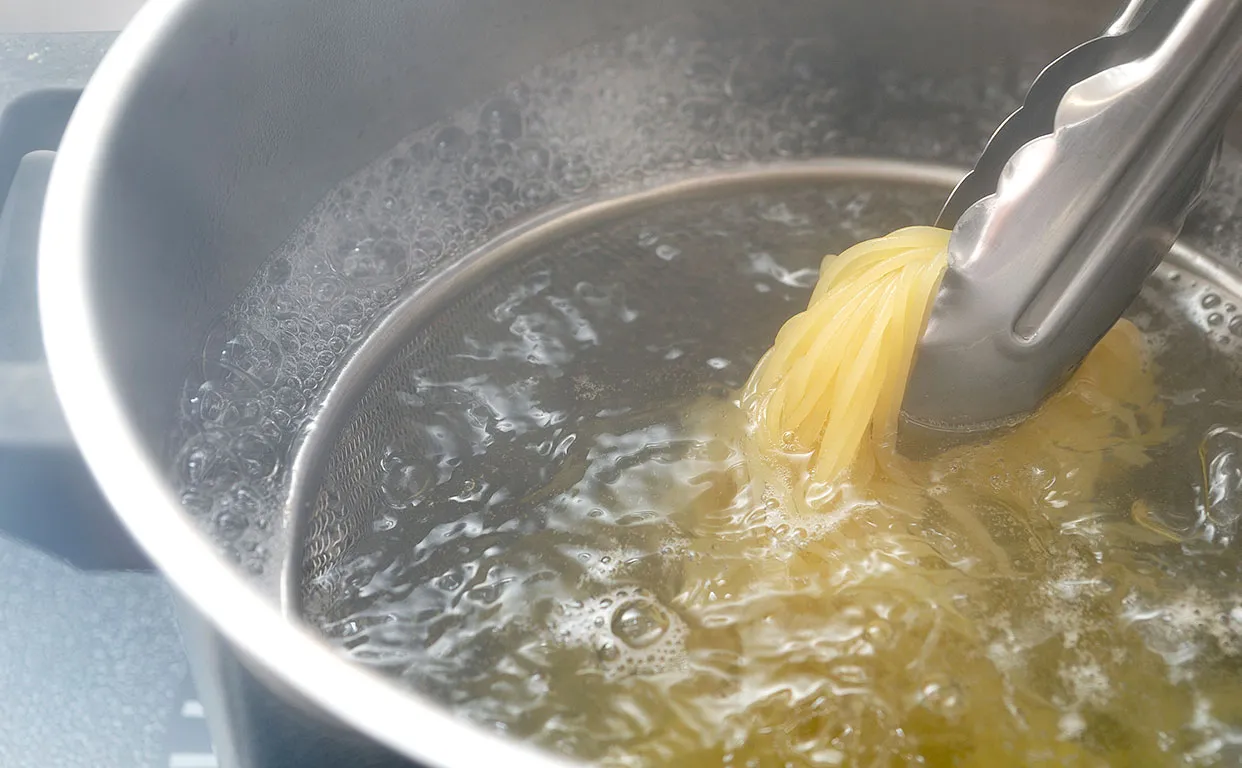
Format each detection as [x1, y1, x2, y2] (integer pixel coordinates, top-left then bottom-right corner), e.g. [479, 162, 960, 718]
[0, 29, 200, 768]
[0, 33, 114, 108]
[0, 0, 145, 34]
[0, 541, 188, 768]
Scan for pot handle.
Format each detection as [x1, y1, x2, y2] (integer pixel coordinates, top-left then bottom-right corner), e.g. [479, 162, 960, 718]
[0, 90, 78, 447]
[0, 88, 151, 570]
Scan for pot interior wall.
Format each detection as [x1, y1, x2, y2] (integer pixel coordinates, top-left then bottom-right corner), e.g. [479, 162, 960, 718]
[76, 0, 1109, 521]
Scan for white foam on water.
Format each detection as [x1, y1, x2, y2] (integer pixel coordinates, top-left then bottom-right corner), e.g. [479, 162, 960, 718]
[549, 587, 689, 680]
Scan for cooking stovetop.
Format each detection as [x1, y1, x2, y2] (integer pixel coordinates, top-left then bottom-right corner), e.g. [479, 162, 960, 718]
[0, 29, 217, 768]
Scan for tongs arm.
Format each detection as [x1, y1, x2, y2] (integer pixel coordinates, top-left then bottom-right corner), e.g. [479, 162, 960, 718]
[904, 0, 1242, 434]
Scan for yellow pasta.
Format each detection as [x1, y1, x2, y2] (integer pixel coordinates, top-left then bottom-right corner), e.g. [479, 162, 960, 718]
[734, 226, 1170, 514]
[644, 226, 1196, 766]
[482, 225, 1205, 766]
[739, 226, 950, 513]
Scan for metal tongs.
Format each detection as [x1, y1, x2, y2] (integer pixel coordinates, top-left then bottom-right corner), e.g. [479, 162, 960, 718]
[901, 0, 1242, 434]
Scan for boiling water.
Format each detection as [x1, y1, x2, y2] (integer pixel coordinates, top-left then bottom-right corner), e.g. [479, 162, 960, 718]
[169, 23, 1046, 579]
[165, 17, 1242, 768]
[300, 178, 1242, 766]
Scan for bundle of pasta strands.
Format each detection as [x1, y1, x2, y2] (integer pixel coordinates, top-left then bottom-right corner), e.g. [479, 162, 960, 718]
[740, 226, 949, 513]
[678, 227, 962, 622]
[735, 225, 1172, 517]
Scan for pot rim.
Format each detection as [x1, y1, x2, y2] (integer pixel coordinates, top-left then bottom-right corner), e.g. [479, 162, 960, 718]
[37, 1, 573, 766]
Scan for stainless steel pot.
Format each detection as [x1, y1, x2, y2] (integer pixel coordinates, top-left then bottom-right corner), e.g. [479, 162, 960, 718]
[37, 0, 1222, 765]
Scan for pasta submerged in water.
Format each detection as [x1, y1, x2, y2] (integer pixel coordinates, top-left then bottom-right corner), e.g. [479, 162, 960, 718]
[335, 220, 1234, 766]
[661, 225, 1186, 766]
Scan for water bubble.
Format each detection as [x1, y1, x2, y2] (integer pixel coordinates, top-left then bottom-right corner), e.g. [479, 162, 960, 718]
[379, 452, 434, 508]
[412, 229, 445, 262]
[385, 156, 409, 179]
[480, 98, 524, 141]
[433, 126, 470, 162]
[864, 619, 893, 647]
[611, 598, 671, 648]
[463, 186, 490, 207]
[461, 155, 498, 182]
[179, 490, 212, 519]
[271, 377, 307, 414]
[655, 244, 681, 261]
[681, 98, 725, 133]
[466, 582, 506, 604]
[514, 141, 550, 173]
[233, 431, 280, 480]
[690, 143, 720, 166]
[489, 176, 516, 201]
[437, 568, 464, 591]
[1200, 426, 1242, 545]
[405, 141, 429, 164]
[330, 238, 410, 284]
[684, 53, 724, 83]
[214, 510, 248, 541]
[265, 257, 292, 286]
[311, 275, 346, 304]
[1209, 312, 1224, 327]
[551, 153, 593, 193]
[424, 186, 449, 206]
[213, 484, 260, 541]
[178, 434, 230, 486]
[491, 140, 515, 162]
[773, 130, 802, 157]
[456, 200, 489, 230]
[1202, 293, 1222, 309]
[192, 380, 229, 424]
[598, 642, 620, 662]
[806, 748, 846, 767]
[520, 179, 556, 207]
